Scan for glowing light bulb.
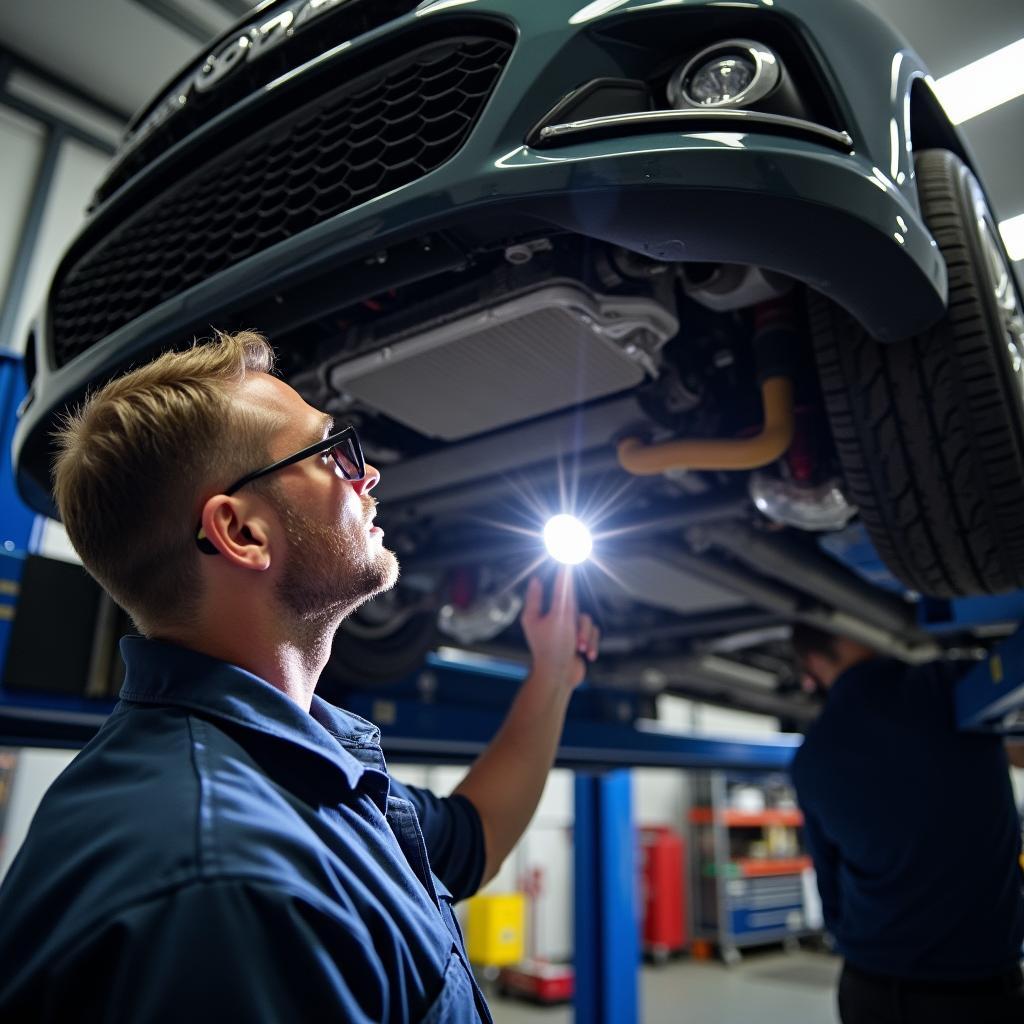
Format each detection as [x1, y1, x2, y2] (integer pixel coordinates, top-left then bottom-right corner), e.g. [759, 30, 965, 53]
[543, 514, 593, 565]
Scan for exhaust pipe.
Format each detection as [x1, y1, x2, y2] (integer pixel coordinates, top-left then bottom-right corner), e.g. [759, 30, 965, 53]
[645, 544, 939, 663]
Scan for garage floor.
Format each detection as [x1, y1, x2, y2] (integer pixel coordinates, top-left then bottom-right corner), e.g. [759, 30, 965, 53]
[489, 950, 841, 1023]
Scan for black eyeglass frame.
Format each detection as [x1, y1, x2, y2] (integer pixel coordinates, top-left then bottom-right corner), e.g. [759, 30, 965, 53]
[196, 425, 365, 554]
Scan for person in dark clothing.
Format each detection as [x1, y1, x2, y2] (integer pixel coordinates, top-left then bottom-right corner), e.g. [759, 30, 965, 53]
[0, 330, 600, 1023]
[791, 624, 1024, 1024]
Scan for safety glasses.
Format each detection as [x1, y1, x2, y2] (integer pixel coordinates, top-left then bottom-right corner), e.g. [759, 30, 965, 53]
[196, 425, 365, 554]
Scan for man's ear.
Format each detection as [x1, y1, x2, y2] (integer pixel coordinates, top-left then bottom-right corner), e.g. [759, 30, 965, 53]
[199, 494, 272, 571]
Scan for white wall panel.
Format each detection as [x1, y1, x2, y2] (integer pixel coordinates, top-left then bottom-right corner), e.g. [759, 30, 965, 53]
[0, 747, 77, 882]
[694, 704, 780, 737]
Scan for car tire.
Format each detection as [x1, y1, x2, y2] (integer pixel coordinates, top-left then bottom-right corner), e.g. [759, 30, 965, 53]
[321, 606, 438, 691]
[810, 148, 1024, 597]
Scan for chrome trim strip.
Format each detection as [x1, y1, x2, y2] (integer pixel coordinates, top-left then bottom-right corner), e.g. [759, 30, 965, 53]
[536, 109, 854, 152]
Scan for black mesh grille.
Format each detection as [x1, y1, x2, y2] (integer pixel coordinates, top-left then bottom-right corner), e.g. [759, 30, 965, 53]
[52, 35, 511, 369]
[101, 0, 425, 203]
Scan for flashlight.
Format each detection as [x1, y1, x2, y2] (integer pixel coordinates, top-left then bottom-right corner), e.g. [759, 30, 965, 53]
[543, 514, 593, 565]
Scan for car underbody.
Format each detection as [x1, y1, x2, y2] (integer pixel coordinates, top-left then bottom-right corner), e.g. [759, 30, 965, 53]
[15, 0, 1024, 721]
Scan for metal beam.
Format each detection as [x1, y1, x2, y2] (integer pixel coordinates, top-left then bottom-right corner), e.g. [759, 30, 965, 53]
[0, 92, 115, 155]
[343, 694, 801, 769]
[644, 544, 940, 663]
[595, 654, 819, 724]
[0, 124, 63, 353]
[130, 0, 220, 45]
[689, 522, 920, 635]
[0, 690, 803, 765]
[0, 698, 111, 750]
[206, 0, 251, 19]
[0, 45, 131, 124]
[376, 396, 643, 503]
[601, 610, 786, 654]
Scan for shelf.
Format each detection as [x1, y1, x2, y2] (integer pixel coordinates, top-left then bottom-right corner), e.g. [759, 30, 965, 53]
[689, 807, 803, 827]
[702, 856, 812, 878]
[736, 856, 812, 877]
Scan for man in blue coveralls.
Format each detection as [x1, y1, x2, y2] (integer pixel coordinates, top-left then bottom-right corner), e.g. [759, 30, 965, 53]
[791, 623, 1024, 1024]
[0, 330, 600, 1023]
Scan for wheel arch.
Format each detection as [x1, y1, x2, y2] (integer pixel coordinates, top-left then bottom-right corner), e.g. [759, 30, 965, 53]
[907, 76, 974, 172]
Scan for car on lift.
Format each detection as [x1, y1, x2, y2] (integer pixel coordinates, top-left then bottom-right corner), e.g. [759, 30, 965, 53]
[12, 0, 1024, 709]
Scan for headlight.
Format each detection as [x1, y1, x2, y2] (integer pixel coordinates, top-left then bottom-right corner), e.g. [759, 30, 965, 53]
[668, 39, 782, 110]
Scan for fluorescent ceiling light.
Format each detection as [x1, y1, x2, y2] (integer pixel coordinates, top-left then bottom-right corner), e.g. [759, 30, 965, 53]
[934, 37, 1024, 124]
[1000, 214, 1024, 263]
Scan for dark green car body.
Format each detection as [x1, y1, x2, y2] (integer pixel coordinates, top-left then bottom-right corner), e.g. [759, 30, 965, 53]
[14, 0, 963, 512]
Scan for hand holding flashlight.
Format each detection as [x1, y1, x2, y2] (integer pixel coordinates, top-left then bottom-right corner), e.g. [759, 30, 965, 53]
[521, 566, 600, 691]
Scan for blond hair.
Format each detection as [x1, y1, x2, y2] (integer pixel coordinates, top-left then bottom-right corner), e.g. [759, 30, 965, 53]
[52, 330, 279, 635]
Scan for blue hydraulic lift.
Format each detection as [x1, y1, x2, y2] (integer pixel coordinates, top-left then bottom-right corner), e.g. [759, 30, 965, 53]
[956, 631, 1024, 735]
[1, 350, 1023, 1024]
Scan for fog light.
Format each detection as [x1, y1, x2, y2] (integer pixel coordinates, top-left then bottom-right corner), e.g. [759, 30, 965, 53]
[543, 515, 593, 565]
[668, 39, 781, 110]
[689, 55, 757, 105]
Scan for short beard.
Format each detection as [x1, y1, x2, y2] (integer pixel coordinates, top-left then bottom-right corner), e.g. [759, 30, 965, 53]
[268, 487, 399, 629]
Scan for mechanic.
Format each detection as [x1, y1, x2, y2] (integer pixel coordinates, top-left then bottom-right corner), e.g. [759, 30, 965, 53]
[790, 623, 1024, 1023]
[0, 330, 600, 1023]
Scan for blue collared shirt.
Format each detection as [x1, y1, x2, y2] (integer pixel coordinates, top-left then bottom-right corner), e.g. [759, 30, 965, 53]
[792, 657, 1024, 981]
[0, 637, 491, 1023]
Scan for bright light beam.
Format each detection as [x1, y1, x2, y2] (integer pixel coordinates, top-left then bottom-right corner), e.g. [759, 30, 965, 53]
[577, 474, 638, 531]
[934, 38, 1024, 125]
[493, 553, 550, 601]
[1000, 213, 1024, 262]
[543, 514, 593, 565]
[584, 553, 634, 594]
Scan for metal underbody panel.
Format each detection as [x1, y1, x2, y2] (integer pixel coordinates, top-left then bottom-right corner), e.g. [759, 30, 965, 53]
[330, 283, 675, 440]
[588, 552, 745, 618]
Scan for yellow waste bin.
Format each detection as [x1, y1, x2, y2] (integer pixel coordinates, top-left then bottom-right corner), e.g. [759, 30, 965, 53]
[465, 892, 526, 967]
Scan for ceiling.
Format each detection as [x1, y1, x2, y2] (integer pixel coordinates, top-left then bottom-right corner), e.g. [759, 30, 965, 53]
[859, 0, 1024, 223]
[0, 0, 1021, 222]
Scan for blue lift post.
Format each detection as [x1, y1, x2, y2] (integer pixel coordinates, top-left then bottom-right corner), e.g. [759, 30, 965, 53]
[0, 354, 41, 557]
[0, 352, 42, 679]
[575, 770, 640, 1024]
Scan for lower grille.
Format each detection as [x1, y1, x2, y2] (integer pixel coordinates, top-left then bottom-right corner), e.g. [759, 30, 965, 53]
[51, 34, 511, 368]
